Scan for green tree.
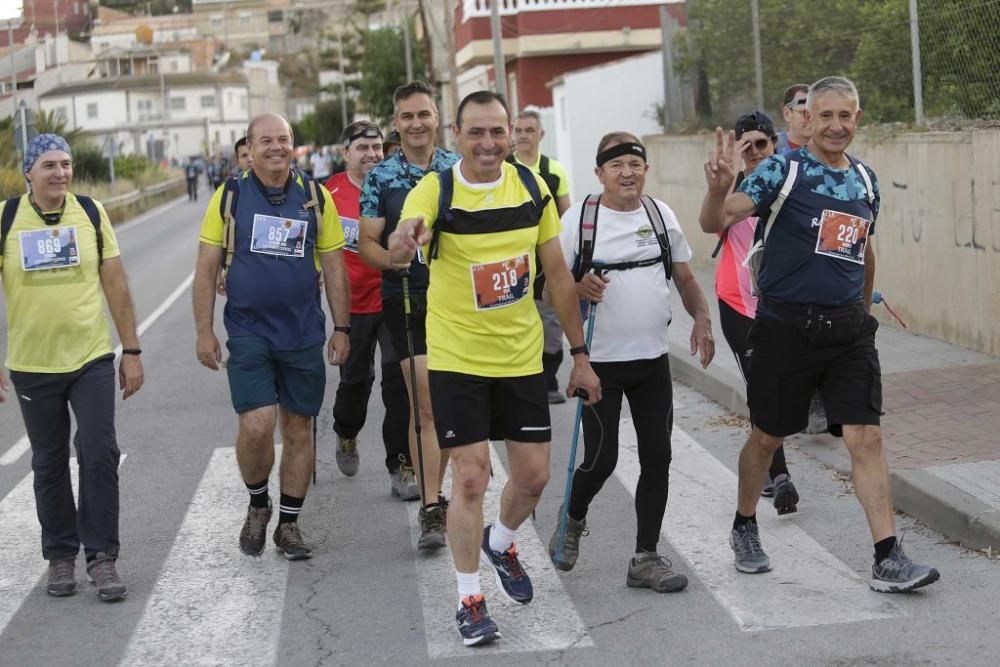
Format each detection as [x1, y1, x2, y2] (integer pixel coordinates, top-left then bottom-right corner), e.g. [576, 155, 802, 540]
[294, 97, 357, 147]
[358, 21, 427, 125]
[353, 0, 388, 29]
[35, 109, 87, 146]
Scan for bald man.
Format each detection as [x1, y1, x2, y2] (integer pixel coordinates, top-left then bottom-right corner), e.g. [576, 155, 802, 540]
[193, 113, 352, 560]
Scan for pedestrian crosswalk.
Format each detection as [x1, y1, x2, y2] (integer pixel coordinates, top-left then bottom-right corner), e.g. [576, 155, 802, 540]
[0, 422, 917, 662]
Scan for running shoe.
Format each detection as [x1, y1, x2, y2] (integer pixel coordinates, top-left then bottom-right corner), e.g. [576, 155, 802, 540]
[456, 594, 501, 646]
[730, 522, 771, 574]
[548, 516, 588, 571]
[86, 553, 127, 602]
[482, 525, 533, 603]
[390, 461, 420, 501]
[772, 473, 800, 515]
[273, 522, 313, 560]
[870, 539, 940, 593]
[336, 436, 360, 477]
[239, 502, 273, 556]
[418, 505, 447, 550]
[47, 558, 77, 597]
[626, 552, 688, 592]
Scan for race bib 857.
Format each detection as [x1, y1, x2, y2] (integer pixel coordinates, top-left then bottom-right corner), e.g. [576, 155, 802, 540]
[250, 214, 307, 257]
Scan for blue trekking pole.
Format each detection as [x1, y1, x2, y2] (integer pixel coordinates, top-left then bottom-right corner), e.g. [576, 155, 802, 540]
[553, 276, 601, 566]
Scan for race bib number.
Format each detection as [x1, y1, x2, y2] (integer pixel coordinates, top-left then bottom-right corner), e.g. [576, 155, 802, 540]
[471, 254, 530, 311]
[250, 214, 307, 258]
[340, 216, 360, 252]
[19, 226, 80, 271]
[815, 209, 871, 264]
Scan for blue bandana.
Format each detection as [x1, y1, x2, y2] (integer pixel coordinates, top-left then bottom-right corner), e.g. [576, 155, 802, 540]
[24, 134, 72, 173]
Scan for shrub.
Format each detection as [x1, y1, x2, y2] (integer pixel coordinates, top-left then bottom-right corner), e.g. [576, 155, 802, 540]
[113, 154, 153, 180]
[71, 142, 110, 182]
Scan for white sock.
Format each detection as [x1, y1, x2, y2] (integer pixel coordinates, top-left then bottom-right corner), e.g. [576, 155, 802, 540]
[456, 570, 481, 607]
[488, 517, 516, 553]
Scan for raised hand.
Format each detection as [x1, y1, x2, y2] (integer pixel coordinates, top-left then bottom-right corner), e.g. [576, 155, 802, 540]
[704, 127, 738, 195]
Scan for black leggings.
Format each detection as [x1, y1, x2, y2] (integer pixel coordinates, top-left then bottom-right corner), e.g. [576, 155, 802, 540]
[568, 355, 673, 553]
[718, 299, 788, 478]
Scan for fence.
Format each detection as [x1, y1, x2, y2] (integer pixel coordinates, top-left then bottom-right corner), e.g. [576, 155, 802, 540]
[674, 0, 1000, 127]
[102, 177, 186, 223]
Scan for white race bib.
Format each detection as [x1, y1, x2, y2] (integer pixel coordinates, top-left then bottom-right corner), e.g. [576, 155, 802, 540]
[250, 214, 308, 258]
[19, 226, 80, 271]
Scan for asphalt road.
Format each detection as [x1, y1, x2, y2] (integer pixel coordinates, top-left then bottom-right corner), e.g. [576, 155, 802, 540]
[1, 190, 998, 666]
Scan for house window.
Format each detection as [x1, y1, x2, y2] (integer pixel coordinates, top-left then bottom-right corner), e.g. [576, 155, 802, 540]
[200, 95, 216, 109]
[170, 97, 186, 111]
[230, 129, 236, 144]
[87, 102, 98, 119]
[238, 12, 251, 25]
[268, 10, 283, 23]
[210, 15, 223, 29]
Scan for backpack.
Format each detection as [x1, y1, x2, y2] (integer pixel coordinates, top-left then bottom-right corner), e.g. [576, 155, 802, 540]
[742, 157, 874, 295]
[219, 170, 325, 274]
[506, 153, 561, 200]
[427, 162, 550, 262]
[571, 194, 674, 283]
[0, 194, 104, 268]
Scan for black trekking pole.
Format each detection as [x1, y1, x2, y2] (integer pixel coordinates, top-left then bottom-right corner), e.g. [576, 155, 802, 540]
[401, 269, 428, 507]
[312, 416, 317, 486]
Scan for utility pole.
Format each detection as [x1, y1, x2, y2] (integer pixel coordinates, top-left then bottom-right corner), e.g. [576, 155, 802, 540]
[402, 13, 413, 82]
[337, 29, 348, 130]
[909, 0, 924, 124]
[751, 0, 764, 109]
[490, 0, 507, 100]
[658, 6, 682, 129]
[8, 20, 16, 117]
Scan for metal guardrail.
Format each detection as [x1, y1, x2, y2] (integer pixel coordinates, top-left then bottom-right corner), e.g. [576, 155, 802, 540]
[103, 176, 185, 212]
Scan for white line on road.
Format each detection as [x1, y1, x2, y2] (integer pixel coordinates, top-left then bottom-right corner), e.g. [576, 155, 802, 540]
[615, 420, 903, 631]
[0, 271, 195, 466]
[0, 456, 126, 636]
[120, 447, 288, 667]
[410, 444, 593, 659]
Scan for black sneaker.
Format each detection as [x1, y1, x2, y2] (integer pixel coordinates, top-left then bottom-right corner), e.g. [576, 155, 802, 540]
[86, 553, 127, 602]
[626, 552, 688, 592]
[239, 502, 273, 556]
[772, 473, 799, 515]
[418, 505, 447, 550]
[273, 522, 313, 560]
[870, 539, 940, 593]
[456, 594, 501, 646]
[730, 522, 771, 574]
[481, 525, 533, 603]
[47, 558, 77, 597]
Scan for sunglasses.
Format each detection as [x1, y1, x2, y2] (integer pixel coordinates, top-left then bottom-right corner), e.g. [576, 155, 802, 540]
[786, 97, 808, 110]
[742, 138, 772, 151]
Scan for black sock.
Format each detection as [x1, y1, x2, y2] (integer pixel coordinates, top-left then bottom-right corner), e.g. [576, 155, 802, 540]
[278, 494, 304, 524]
[733, 512, 757, 530]
[874, 536, 897, 563]
[247, 479, 270, 508]
[768, 446, 789, 478]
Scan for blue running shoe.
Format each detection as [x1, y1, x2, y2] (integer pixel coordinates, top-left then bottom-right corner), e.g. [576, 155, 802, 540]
[456, 594, 501, 646]
[481, 525, 533, 604]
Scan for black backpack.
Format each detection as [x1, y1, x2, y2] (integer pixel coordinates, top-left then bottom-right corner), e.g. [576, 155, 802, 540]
[0, 194, 104, 267]
[571, 194, 673, 282]
[506, 153, 560, 200]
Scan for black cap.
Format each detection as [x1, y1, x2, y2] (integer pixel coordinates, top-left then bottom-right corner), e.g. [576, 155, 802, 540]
[384, 130, 401, 146]
[734, 110, 776, 139]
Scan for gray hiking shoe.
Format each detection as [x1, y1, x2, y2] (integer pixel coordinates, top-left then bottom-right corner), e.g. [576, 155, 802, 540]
[336, 436, 360, 476]
[803, 394, 828, 434]
[390, 461, 420, 501]
[47, 558, 77, 597]
[730, 522, 772, 574]
[273, 522, 313, 560]
[548, 516, 588, 571]
[417, 505, 447, 550]
[239, 502, 273, 556]
[627, 552, 688, 592]
[870, 538, 940, 593]
[86, 553, 127, 602]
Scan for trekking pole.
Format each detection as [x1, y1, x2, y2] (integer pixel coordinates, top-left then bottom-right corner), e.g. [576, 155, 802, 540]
[312, 416, 317, 486]
[401, 269, 428, 507]
[553, 271, 602, 565]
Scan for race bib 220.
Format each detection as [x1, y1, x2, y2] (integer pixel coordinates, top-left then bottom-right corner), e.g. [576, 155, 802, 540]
[815, 209, 870, 264]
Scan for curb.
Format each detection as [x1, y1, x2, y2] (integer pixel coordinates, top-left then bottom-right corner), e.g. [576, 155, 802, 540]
[668, 349, 1000, 553]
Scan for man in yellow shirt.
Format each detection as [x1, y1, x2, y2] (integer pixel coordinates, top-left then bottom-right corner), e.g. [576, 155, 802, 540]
[509, 109, 573, 404]
[0, 133, 143, 602]
[193, 113, 350, 561]
[389, 91, 601, 647]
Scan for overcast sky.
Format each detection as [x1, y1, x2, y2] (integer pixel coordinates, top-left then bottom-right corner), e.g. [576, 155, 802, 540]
[0, 1, 21, 23]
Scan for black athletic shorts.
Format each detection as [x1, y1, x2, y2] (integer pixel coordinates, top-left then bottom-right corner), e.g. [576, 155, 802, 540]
[747, 313, 883, 438]
[382, 294, 427, 363]
[429, 370, 551, 448]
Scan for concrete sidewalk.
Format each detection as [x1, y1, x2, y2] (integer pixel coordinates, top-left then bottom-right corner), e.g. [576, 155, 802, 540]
[668, 266, 1000, 552]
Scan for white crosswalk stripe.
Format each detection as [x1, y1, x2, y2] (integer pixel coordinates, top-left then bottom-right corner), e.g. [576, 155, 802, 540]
[409, 443, 593, 658]
[615, 419, 904, 631]
[121, 448, 287, 667]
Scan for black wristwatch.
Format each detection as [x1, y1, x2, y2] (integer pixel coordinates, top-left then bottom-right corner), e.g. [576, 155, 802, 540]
[122, 348, 142, 355]
[334, 325, 352, 335]
[569, 344, 589, 357]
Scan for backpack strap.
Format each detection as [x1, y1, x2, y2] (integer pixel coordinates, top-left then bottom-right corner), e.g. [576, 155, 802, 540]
[511, 161, 550, 213]
[0, 195, 22, 266]
[302, 173, 324, 240]
[75, 195, 104, 266]
[427, 166, 455, 262]
[760, 159, 799, 246]
[572, 194, 600, 281]
[639, 195, 673, 281]
[219, 176, 240, 273]
[849, 157, 876, 208]
[539, 154, 550, 176]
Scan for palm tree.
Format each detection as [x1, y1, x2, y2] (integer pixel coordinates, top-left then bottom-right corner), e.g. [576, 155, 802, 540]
[34, 109, 88, 146]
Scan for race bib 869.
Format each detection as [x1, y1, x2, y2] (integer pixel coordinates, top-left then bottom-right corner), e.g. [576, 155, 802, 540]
[19, 226, 80, 271]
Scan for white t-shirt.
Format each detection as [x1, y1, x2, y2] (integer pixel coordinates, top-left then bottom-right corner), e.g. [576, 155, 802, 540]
[311, 152, 332, 179]
[559, 198, 693, 363]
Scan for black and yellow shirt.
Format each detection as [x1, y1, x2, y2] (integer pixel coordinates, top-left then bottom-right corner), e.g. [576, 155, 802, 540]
[400, 160, 561, 377]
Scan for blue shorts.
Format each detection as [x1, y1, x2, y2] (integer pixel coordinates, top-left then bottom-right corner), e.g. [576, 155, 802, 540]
[226, 336, 326, 417]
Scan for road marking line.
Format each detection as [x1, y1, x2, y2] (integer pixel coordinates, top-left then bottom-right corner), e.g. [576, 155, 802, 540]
[410, 444, 593, 659]
[0, 271, 194, 466]
[0, 456, 126, 636]
[615, 420, 903, 631]
[112, 194, 189, 234]
[121, 447, 287, 667]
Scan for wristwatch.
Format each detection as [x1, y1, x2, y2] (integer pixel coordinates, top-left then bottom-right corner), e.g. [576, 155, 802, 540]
[122, 348, 142, 355]
[569, 344, 589, 357]
[334, 325, 352, 335]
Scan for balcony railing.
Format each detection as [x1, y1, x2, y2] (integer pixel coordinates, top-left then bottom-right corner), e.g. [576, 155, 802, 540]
[462, 0, 673, 20]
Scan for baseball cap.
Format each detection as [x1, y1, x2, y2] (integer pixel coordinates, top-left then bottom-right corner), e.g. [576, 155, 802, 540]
[734, 111, 776, 140]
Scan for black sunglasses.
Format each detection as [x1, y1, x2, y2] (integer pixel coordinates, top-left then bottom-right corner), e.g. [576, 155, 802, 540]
[742, 138, 773, 151]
